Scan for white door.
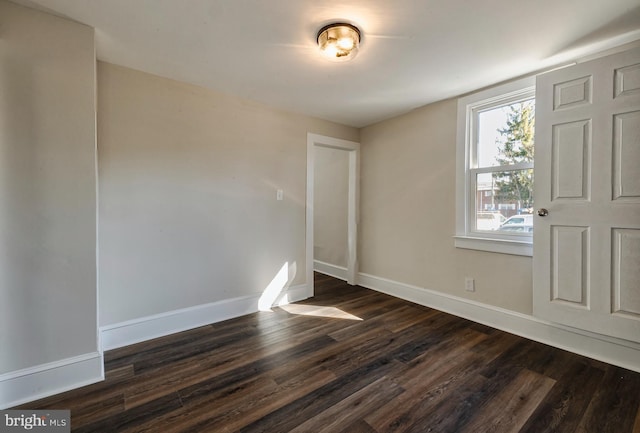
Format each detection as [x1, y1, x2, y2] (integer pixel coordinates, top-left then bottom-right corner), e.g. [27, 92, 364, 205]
[533, 47, 640, 343]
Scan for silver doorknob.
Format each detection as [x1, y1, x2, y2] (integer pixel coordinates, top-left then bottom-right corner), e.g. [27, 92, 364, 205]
[537, 208, 549, 217]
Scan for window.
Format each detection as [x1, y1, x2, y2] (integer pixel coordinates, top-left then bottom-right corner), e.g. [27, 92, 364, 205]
[455, 76, 535, 256]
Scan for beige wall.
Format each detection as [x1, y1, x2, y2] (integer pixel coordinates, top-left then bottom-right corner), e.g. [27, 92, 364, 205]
[0, 1, 97, 373]
[0, 0, 533, 378]
[97, 62, 358, 326]
[314, 146, 349, 267]
[360, 99, 533, 314]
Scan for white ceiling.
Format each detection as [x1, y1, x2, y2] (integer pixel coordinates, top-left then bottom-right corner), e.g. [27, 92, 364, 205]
[11, 0, 640, 127]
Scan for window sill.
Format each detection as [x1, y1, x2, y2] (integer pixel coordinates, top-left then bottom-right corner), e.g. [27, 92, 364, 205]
[454, 235, 532, 257]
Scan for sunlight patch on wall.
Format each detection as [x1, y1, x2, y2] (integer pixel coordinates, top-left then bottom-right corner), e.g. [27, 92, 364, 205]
[258, 262, 296, 311]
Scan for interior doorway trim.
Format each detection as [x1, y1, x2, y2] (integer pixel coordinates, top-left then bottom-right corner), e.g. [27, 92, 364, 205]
[306, 133, 360, 295]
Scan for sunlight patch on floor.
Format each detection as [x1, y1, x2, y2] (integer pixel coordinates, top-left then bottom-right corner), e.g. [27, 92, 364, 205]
[279, 304, 363, 321]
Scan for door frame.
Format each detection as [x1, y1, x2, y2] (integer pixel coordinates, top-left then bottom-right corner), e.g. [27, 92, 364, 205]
[306, 133, 360, 295]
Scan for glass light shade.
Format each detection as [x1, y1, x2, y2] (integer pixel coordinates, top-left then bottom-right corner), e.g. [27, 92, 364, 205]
[317, 23, 360, 61]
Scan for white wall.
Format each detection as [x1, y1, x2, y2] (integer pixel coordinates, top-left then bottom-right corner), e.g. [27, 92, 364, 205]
[360, 99, 533, 314]
[0, 1, 98, 375]
[97, 62, 358, 326]
[314, 146, 349, 268]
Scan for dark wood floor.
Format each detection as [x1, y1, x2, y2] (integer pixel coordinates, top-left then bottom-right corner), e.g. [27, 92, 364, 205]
[17, 273, 640, 432]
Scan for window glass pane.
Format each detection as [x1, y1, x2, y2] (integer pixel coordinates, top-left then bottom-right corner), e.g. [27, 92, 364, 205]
[475, 169, 534, 233]
[477, 99, 535, 168]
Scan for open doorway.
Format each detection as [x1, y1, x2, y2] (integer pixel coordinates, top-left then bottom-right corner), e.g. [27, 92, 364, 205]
[306, 133, 360, 296]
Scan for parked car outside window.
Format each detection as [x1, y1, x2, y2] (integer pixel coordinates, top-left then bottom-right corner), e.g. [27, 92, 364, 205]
[476, 212, 506, 231]
[499, 214, 533, 232]
[501, 214, 533, 226]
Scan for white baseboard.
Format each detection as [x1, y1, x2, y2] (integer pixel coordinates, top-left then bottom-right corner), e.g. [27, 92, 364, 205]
[357, 272, 640, 373]
[0, 352, 104, 409]
[100, 284, 309, 351]
[276, 284, 310, 306]
[314, 260, 348, 281]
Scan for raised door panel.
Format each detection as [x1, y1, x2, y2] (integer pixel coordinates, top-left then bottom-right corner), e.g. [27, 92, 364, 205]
[551, 226, 590, 307]
[614, 63, 640, 98]
[551, 120, 591, 201]
[613, 111, 640, 200]
[553, 76, 592, 110]
[612, 228, 640, 319]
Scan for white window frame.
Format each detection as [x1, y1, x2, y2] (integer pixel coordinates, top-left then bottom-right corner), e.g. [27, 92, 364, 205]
[455, 76, 536, 256]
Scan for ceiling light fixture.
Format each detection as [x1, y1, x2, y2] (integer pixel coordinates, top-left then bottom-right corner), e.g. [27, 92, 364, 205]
[317, 23, 361, 62]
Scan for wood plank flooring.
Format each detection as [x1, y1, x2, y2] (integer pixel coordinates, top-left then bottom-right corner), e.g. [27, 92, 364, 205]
[16, 273, 640, 432]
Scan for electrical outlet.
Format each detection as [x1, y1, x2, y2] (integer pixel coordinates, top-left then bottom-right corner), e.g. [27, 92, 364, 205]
[465, 277, 475, 292]
[276, 189, 283, 201]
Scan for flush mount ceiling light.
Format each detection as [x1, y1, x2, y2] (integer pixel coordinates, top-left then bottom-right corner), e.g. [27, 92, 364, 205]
[317, 23, 361, 62]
